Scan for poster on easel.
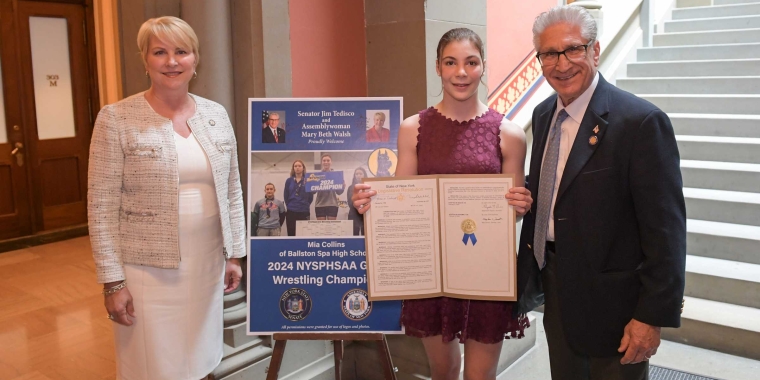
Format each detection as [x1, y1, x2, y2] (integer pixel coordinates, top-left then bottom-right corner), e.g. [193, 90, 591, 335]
[247, 97, 404, 334]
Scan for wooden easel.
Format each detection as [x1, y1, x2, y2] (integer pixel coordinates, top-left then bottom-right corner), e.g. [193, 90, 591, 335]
[265, 333, 398, 380]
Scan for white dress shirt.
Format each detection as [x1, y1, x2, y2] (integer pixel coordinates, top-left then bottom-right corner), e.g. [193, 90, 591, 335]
[542, 72, 600, 241]
[269, 127, 279, 140]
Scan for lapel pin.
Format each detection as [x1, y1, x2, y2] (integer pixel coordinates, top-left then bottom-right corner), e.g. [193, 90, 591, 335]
[589, 136, 598, 146]
[209, 120, 216, 126]
[593, 125, 599, 134]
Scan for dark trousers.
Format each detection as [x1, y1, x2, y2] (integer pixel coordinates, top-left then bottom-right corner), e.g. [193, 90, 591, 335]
[352, 219, 363, 236]
[542, 249, 648, 380]
[286, 210, 310, 236]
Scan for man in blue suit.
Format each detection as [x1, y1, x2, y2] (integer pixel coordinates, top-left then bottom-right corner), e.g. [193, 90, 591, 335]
[262, 112, 286, 144]
[513, 5, 686, 379]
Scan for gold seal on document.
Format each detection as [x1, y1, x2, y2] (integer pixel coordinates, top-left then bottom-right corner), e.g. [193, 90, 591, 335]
[397, 193, 405, 201]
[461, 219, 477, 234]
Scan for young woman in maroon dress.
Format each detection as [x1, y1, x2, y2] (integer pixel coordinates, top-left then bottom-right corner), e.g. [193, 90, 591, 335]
[352, 28, 533, 379]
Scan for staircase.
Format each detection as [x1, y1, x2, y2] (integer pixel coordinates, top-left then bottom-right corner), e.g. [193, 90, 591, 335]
[616, 0, 760, 361]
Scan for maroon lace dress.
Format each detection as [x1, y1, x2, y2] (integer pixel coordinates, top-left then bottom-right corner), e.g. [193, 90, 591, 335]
[400, 107, 529, 344]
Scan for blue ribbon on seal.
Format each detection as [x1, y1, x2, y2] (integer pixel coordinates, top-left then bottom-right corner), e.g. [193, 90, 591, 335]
[462, 233, 477, 246]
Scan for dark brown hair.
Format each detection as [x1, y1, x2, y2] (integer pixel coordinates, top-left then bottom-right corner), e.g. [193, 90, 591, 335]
[436, 28, 485, 64]
[436, 28, 487, 89]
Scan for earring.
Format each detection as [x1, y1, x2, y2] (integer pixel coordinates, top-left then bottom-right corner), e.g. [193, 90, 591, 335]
[145, 71, 149, 77]
[193, 71, 198, 79]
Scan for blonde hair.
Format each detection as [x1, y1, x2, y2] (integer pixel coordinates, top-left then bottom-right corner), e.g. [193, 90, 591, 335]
[373, 112, 386, 124]
[137, 16, 200, 65]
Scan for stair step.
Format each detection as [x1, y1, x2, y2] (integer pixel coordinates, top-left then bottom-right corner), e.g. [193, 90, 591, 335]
[673, 3, 760, 20]
[280, 354, 335, 380]
[669, 113, 760, 137]
[683, 187, 760, 227]
[627, 59, 760, 78]
[224, 321, 261, 348]
[687, 219, 760, 265]
[213, 344, 273, 379]
[223, 301, 247, 325]
[618, 76, 760, 94]
[677, 135, 760, 163]
[217, 355, 272, 380]
[677, 0, 712, 9]
[638, 42, 760, 61]
[715, 0, 760, 5]
[686, 255, 760, 308]
[222, 337, 265, 360]
[641, 94, 760, 115]
[223, 288, 246, 309]
[681, 160, 760, 192]
[654, 28, 760, 47]
[661, 296, 760, 361]
[666, 15, 760, 33]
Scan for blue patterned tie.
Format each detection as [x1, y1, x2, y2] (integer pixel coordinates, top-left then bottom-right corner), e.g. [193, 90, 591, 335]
[534, 109, 569, 269]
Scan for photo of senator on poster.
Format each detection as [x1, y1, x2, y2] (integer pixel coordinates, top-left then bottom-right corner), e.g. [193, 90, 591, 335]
[261, 110, 286, 144]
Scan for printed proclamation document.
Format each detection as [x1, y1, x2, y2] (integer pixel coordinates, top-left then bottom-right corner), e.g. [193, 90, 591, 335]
[363, 175, 516, 301]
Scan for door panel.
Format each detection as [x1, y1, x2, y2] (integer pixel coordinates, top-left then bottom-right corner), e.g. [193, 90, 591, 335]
[0, 2, 33, 240]
[17, 1, 91, 231]
[0, 53, 7, 144]
[29, 15, 78, 141]
[0, 165, 15, 214]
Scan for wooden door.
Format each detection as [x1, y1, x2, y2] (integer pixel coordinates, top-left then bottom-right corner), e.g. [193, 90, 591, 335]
[0, 0, 97, 238]
[0, 3, 32, 240]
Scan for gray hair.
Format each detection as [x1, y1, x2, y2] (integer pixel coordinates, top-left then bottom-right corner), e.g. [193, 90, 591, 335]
[532, 5, 598, 51]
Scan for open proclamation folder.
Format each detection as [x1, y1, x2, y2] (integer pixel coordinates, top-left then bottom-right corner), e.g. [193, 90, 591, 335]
[363, 174, 517, 301]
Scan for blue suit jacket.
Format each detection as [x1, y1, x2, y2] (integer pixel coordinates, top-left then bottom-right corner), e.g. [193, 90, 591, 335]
[515, 74, 686, 357]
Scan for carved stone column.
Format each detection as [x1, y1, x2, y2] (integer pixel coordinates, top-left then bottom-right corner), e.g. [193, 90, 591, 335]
[180, 0, 235, 117]
[364, 0, 488, 118]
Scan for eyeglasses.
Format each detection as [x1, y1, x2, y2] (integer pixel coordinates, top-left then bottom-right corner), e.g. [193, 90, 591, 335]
[268, 118, 280, 122]
[536, 42, 593, 67]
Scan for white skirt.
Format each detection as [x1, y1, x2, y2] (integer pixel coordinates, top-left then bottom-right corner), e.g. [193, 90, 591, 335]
[114, 132, 225, 380]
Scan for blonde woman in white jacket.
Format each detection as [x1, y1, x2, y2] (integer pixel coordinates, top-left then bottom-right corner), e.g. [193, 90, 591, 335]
[87, 16, 245, 380]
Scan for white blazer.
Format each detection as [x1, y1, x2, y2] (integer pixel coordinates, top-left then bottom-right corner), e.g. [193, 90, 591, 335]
[88, 92, 246, 283]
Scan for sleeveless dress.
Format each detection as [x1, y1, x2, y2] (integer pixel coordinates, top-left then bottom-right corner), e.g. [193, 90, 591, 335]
[400, 107, 529, 344]
[114, 132, 225, 379]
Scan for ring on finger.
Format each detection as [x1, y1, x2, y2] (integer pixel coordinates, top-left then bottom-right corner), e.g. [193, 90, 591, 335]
[107, 314, 115, 320]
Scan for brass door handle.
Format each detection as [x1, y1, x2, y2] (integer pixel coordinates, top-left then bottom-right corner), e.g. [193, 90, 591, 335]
[10, 142, 24, 166]
[11, 142, 23, 155]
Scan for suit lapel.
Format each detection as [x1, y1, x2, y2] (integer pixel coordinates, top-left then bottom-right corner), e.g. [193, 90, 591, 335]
[555, 75, 610, 203]
[529, 99, 557, 197]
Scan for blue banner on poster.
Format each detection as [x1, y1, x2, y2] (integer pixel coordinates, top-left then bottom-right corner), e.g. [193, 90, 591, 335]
[248, 238, 402, 333]
[247, 97, 404, 335]
[251, 99, 400, 151]
[305, 171, 345, 193]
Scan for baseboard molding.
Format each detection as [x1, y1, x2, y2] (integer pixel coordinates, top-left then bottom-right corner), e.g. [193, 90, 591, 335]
[0, 224, 89, 254]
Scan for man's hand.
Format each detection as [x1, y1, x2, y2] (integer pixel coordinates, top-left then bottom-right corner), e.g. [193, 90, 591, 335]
[618, 318, 661, 364]
[505, 187, 533, 216]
